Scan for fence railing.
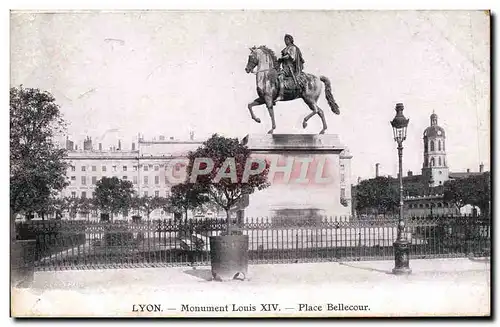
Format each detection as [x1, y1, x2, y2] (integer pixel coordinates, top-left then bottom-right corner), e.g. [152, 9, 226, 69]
[15, 215, 491, 271]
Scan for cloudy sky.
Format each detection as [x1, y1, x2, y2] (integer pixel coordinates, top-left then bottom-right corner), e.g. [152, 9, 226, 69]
[10, 10, 490, 181]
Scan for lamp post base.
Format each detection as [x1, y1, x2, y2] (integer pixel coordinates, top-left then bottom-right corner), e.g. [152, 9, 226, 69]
[393, 239, 412, 275]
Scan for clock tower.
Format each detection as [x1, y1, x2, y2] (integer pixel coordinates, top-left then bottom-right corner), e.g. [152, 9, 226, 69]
[422, 112, 449, 187]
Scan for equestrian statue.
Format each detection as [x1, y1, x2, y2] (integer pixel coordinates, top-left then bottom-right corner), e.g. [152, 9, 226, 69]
[245, 34, 340, 134]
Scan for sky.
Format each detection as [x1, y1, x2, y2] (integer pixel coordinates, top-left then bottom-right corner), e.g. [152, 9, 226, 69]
[10, 10, 490, 181]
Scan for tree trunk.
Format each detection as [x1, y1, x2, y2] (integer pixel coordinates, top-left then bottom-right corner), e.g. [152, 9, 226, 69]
[226, 209, 231, 234]
[11, 209, 17, 243]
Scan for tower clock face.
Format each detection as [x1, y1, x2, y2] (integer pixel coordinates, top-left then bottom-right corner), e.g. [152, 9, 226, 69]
[437, 131, 442, 136]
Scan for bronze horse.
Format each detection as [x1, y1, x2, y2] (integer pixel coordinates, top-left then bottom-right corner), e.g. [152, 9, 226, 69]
[245, 46, 340, 134]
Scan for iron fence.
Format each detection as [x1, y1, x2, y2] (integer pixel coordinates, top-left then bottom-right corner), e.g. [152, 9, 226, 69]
[15, 215, 490, 271]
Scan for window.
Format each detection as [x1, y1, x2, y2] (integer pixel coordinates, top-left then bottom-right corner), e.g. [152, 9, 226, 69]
[71, 192, 76, 198]
[81, 176, 86, 185]
[165, 176, 169, 185]
[443, 141, 445, 151]
[144, 176, 148, 185]
[438, 157, 442, 166]
[439, 181, 442, 185]
[340, 188, 346, 198]
[430, 141, 435, 152]
[144, 165, 149, 172]
[340, 174, 345, 183]
[154, 165, 159, 171]
[155, 191, 160, 197]
[123, 165, 127, 171]
[81, 166, 86, 172]
[430, 157, 435, 167]
[71, 176, 76, 181]
[91, 192, 95, 198]
[143, 191, 148, 197]
[165, 190, 171, 197]
[92, 165, 97, 172]
[81, 191, 87, 198]
[438, 141, 442, 151]
[71, 166, 76, 172]
[133, 176, 138, 184]
[155, 176, 160, 185]
[102, 165, 107, 172]
[112, 166, 117, 172]
[123, 176, 128, 180]
[92, 176, 97, 184]
[133, 166, 138, 171]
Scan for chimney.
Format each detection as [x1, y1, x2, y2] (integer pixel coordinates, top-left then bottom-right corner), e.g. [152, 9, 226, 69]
[75, 144, 78, 150]
[375, 163, 380, 178]
[132, 142, 136, 151]
[407, 170, 413, 177]
[190, 131, 194, 141]
[480, 163, 484, 173]
[159, 135, 165, 141]
[118, 140, 121, 150]
[467, 168, 470, 173]
[66, 138, 74, 151]
[99, 143, 102, 151]
[83, 136, 93, 151]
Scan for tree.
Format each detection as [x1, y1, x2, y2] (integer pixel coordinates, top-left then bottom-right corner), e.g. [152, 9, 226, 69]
[78, 197, 97, 221]
[94, 177, 134, 222]
[186, 134, 270, 233]
[134, 196, 168, 220]
[354, 176, 399, 216]
[10, 86, 68, 222]
[65, 196, 80, 220]
[166, 183, 210, 221]
[444, 172, 491, 218]
[48, 196, 69, 220]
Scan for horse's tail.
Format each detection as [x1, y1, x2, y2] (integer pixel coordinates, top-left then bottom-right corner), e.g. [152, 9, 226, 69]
[320, 76, 340, 115]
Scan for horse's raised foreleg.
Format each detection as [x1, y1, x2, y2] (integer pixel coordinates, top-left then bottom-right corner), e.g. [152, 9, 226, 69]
[302, 111, 317, 129]
[265, 97, 276, 134]
[247, 98, 265, 123]
[301, 97, 319, 130]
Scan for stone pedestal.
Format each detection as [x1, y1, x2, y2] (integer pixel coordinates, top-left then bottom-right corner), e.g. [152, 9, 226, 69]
[242, 134, 351, 223]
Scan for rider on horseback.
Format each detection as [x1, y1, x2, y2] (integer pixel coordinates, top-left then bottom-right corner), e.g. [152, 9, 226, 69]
[276, 34, 305, 102]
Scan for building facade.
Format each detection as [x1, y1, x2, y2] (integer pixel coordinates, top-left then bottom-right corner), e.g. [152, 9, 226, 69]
[60, 136, 204, 220]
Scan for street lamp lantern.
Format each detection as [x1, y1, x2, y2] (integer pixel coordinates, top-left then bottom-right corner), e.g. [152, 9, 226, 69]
[390, 103, 409, 143]
[390, 102, 412, 275]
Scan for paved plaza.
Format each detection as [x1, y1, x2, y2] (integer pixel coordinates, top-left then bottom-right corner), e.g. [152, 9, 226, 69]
[11, 257, 490, 317]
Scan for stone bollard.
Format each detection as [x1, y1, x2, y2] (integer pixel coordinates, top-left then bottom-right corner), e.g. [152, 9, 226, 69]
[11, 239, 36, 288]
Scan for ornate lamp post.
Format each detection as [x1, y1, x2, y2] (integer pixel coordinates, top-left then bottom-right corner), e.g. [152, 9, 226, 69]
[390, 103, 411, 275]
